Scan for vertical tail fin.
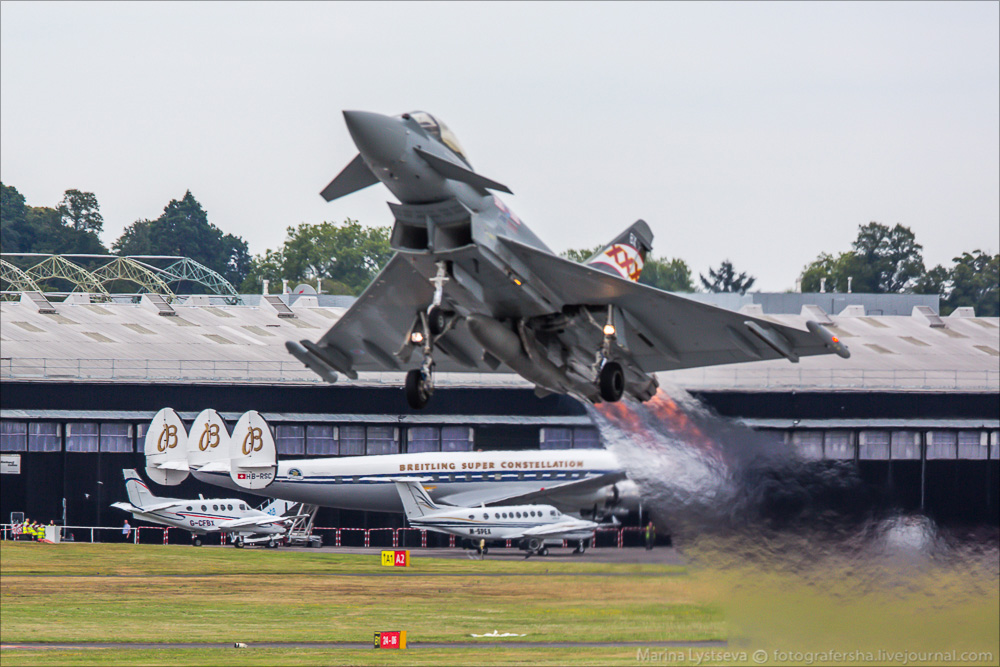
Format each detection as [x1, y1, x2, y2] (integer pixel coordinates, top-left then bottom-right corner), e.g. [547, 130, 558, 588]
[391, 479, 440, 519]
[586, 219, 654, 282]
[123, 469, 159, 508]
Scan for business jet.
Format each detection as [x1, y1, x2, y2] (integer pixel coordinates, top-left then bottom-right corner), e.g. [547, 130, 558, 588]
[390, 478, 600, 556]
[111, 469, 306, 548]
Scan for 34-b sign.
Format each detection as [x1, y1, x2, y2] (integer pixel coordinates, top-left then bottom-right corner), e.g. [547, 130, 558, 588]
[381, 550, 410, 567]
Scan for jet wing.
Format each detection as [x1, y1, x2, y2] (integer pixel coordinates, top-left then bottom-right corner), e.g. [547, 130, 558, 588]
[113, 500, 183, 513]
[499, 238, 839, 371]
[313, 254, 499, 373]
[435, 471, 627, 508]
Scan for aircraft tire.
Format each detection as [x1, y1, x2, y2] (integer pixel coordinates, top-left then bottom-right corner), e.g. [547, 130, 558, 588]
[193, 537, 203, 547]
[427, 306, 448, 336]
[405, 368, 431, 410]
[539, 546, 549, 556]
[235, 538, 245, 549]
[599, 361, 625, 402]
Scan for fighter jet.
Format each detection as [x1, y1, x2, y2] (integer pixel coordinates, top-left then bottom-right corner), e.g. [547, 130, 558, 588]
[389, 478, 600, 556]
[111, 469, 305, 547]
[287, 110, 850, 409]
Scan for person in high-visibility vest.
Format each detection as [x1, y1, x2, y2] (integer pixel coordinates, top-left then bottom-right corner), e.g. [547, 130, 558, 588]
[644, 521, 656, 550]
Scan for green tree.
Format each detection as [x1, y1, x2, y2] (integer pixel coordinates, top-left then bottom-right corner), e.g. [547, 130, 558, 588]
[278, 220, 392, 295]
[1, 183, 29, 252]
[945, 250, 999, 317]
[57, 189, 103, 234]
[1, 183, 106, 255]
[560, 246, 603, 263]
[851, 222, 925, 293]
[640, 256, 694, 292]
[112, 191, 251, 288]
[700, 260, 756, 294]
[801, 222, 926, 294]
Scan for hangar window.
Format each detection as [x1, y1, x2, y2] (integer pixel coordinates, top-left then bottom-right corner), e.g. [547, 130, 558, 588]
[573, 427, 602, 449]
[958, 431, 987, 460]
[366, 426, 399, 455]
[791, 432, 823, 460]
[891, 431, 920, 460]
[275, 425, 305, 456]
[407, 426, 440, 453]
[823, 431, 854, 460]
[859, 431, 890, 460]
[100, 423, 132, 453]
[339, 426, 366, 456]
[306, 425, 338, 456]
[1, 421, 27, 452]
[540, 427, 572, 450]
[441, 426, 473, 452]
[927, 431, 957, 460]
[66, 423, 99, 453]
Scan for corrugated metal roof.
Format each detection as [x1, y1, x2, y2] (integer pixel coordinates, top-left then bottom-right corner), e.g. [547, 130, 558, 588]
[1, 297, 997, 392]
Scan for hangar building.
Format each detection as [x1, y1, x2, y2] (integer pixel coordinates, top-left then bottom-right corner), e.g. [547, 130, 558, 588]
[1, 290, 997, 537]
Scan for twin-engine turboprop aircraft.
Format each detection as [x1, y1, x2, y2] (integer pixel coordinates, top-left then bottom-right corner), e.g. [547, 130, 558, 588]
[144, 408, 637, 520]
[390, 478, 599, 556]
[111, 469, 304, 547]
[286, 110, 850, 409]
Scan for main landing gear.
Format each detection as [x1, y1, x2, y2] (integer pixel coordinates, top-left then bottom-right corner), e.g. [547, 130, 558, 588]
[406, 262, 457, 410]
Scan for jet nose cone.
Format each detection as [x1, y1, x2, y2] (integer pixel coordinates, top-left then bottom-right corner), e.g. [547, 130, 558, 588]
[343, 110, 408, 166]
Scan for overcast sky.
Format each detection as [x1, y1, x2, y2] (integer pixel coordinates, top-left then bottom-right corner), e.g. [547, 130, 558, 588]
[2, 1, 997, 291]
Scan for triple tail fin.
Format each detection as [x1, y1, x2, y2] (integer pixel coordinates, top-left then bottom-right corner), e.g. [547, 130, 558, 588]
[585, 219, 654, 282]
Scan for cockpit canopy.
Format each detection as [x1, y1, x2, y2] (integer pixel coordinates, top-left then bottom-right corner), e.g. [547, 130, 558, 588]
[402, 111, 470, 166]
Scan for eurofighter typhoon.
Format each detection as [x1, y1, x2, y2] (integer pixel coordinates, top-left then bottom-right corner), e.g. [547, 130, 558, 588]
[287, 111, 849, 409]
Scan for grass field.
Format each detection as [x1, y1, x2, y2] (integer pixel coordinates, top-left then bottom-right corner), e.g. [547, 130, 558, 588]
[2, 539, 998, 666]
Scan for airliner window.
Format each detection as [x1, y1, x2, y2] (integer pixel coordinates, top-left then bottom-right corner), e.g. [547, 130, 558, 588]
[202, 505, 207, 511]
[550, 510, 556, 516]
[468, 515, 474, 520]
[228, 505, 233, 511]
[186, 506, 192, 511]
[213, 505, 218, 511]
[483, 513, 489, 520]
[405, 111, 470, 165]
[502, 512, 508, 519]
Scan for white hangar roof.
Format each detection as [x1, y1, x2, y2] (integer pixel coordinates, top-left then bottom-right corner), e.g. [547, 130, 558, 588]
[0, 293, 997, 393]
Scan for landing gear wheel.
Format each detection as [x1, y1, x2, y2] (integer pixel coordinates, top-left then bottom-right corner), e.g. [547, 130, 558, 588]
[405, 368, 433, 410]
[427, 306, 448, 336]
[538, 546, 549, 557]
[193, 537, 203, 547]
[574, 539, 587, 554]
[235, 537, 245, 549]
[599, 361, 625, 402]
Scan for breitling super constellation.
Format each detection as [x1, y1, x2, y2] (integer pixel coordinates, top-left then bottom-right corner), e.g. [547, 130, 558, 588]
[286, 111, 850, 409]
